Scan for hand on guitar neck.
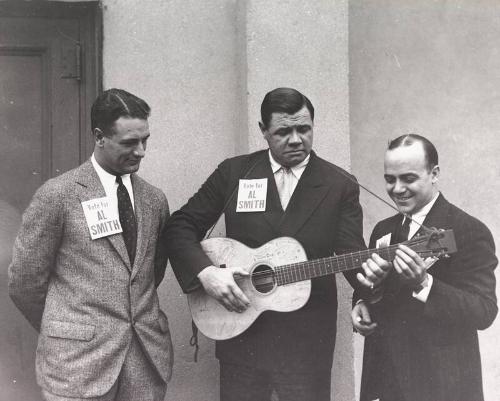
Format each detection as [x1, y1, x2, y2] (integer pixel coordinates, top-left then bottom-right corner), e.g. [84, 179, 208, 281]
[356, 253, 392, 290]
[197, 265, 250, 313]
[356, 243, 438, 291]
[394, 243, 437, 289]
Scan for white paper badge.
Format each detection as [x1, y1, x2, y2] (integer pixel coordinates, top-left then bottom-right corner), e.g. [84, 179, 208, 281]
[81, 197, 122, 239]
[376, 233, 391, 248]
[236, 178, 268, 212]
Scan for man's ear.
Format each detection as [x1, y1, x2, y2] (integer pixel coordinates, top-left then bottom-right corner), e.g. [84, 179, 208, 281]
[258, 121, 266, 136]
[93, 128, 105, 146]
[431, 165, 440, 183]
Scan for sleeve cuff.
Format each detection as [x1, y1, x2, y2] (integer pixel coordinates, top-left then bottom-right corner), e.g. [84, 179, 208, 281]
[412, 274, 433, 303]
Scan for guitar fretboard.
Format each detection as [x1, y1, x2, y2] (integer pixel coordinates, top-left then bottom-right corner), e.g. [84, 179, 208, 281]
[274, 242, 431, 286]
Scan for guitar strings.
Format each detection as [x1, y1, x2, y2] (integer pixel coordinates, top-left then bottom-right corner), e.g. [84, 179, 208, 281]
[231, 240, 444, 285]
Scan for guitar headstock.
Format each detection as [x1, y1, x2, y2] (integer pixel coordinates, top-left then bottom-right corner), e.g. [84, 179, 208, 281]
[405, 228, 457, 259]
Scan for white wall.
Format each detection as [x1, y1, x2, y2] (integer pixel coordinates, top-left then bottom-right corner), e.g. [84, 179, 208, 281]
[350, 1, 500, 399]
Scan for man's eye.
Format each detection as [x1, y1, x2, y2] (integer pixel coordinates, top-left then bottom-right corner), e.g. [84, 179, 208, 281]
[297, 126, 310, 134]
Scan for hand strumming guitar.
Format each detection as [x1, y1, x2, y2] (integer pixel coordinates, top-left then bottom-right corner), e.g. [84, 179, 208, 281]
[197, 265, 250, 313]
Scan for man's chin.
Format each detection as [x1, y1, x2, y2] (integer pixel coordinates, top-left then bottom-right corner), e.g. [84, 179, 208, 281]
[284, 153, 307, 167]
[395, 204, 415, 215]
[122, 163, 141, 174]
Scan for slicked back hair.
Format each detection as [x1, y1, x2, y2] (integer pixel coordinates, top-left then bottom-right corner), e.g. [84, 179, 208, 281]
[91, 88, 150, 135]
[260, 87, 314, 129]
[388, 134, 439, 171]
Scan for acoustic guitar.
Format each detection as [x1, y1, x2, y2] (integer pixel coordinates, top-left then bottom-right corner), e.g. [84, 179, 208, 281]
[189, 229, 457, 340]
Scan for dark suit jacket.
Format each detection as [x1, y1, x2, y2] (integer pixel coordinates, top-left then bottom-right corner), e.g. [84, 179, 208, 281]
[360, 194, 497, 401]
[9, 160, 173, 398]
[165, 149, 365, 372]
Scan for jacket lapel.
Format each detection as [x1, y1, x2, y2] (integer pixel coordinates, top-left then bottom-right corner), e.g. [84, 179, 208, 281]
[414, 193, 450, 237]
[130, 175, 152, 280]
[390, 214, 406, 245]
[75, 160, 131, 271]
[279, 152, 330, 236]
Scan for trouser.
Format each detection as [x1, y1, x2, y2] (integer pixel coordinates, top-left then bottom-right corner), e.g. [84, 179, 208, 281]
[220, 361, 331, 401]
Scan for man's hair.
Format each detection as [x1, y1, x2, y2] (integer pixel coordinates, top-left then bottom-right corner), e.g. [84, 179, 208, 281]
[260, 87, 314, 128]
[388, 134, 439, 171]
[91, 88, 150, 134]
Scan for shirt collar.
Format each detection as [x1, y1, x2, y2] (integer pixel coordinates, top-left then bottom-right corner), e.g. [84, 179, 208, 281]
[404, 191, 440, 224]
[268, 150, 310, 179]
[91, 154, 132, 197]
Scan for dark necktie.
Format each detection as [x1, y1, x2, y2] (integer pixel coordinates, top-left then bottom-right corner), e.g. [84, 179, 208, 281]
[116, 176, 137, 264]
[397, 216, 411, 243]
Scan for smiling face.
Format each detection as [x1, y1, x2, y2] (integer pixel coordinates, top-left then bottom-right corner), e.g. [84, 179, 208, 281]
[94, 117, 150, 176]
[384, 142, 439, 215]
[260, 106, 313, 167]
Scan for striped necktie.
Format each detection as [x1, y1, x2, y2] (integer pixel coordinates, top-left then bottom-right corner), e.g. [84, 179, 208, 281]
[116, 176, 137, 264]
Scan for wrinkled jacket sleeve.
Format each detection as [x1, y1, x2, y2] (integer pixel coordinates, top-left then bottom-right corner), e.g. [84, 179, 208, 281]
[8, 181, 63, 331]
[163, 160, 231, 293]
[423, 216, 498, 330]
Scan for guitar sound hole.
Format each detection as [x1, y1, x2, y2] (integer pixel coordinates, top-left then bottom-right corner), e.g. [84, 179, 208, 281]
[251, 264, 276, 294]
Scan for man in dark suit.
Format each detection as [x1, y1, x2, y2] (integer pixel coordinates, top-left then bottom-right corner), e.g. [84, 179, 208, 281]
[164, 87, 366, 401]
[352, 134, 497, 401]
[9, 89, 173, 401]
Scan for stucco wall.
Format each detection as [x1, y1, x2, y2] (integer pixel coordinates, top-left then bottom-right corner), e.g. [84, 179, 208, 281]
[350, 1, 500, 399]
[100, 1, 354, 400]
[102, 1, 241, 400]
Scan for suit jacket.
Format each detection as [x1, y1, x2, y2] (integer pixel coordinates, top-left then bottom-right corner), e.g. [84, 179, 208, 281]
[360, 194, 497, 401]
[164, 149, 365, 372]
[8, 160, 173, 398]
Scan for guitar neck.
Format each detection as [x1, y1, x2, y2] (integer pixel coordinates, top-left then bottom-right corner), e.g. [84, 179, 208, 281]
[275, 245, 398, 286]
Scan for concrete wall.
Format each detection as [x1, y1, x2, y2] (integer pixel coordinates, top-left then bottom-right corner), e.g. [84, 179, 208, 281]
[102, 2, 241, 400]
[349, 1, 500, 400]
[100, 1, 354, 400]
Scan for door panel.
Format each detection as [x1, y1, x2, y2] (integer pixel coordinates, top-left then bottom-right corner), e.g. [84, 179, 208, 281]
[0, 3, 100, 400]
[1, 50, 45, 211]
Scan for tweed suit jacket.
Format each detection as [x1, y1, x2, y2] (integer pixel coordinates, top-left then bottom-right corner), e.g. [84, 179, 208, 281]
[9, 160, 173, 398]
[165, 149, 366, 372]
[359, 194, 497, 401]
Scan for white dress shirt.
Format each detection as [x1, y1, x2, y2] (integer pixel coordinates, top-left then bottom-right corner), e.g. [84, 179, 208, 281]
[269, 150, 310, 209]
[91, 154, 135, 212]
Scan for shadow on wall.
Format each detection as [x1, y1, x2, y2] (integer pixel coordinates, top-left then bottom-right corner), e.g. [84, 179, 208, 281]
[0, 199, 40, 401]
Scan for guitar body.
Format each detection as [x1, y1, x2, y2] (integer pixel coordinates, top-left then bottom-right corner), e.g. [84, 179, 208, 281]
[188, 237, 311, 340]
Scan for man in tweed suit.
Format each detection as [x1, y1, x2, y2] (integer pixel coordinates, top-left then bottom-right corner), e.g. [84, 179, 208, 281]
[9, 89, 173, 401]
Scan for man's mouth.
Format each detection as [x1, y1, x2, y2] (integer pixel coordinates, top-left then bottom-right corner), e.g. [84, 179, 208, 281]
[394, 195, 412, 202]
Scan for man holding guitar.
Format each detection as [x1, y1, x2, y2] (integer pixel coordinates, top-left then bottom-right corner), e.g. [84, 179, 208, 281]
[164, 87, 368, 401]
[352, 134, 498, 401]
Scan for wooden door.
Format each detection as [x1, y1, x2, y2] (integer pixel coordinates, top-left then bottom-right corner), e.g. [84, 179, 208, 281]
[0, 3, 101, 400]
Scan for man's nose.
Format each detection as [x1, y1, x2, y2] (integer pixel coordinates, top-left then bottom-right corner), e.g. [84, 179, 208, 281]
[288, 129, 302, 145]
[393, 180, 406, 193]
[134, 143, 146, 158]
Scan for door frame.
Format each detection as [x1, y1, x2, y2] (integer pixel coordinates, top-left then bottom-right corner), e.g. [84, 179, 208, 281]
[0, 1, 102, 162]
